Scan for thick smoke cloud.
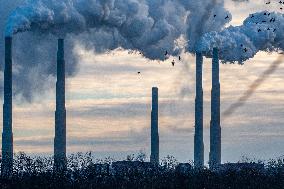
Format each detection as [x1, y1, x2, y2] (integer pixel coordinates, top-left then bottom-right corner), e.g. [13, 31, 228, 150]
[185, 0, 232, 52]
[5, 0, 189, 60]
[2, 0, 230, 101]
[1, 0, 78, 102]
[197, 11, 284, 63]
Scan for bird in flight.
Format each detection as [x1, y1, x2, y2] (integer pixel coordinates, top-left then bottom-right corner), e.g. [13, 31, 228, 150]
[164, 51, 168, 56]
[225, 15, 229, 19]
[137, 72, 141, 74]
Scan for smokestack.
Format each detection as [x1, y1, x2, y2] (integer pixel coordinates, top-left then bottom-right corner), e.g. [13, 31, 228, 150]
[2, 37, 14, 176]
[194, 53, 204, 168]
[54, 39, 67, 171]
[209, 48, 221, 169]
[150, 87, 159, 165]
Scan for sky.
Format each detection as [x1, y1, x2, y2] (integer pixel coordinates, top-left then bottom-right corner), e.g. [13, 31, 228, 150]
[0, 0, 284, 164]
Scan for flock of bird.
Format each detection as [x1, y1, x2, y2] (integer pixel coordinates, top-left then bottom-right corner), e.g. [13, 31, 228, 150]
[265, 0, 284, 9]
[137, 0, 283, 75]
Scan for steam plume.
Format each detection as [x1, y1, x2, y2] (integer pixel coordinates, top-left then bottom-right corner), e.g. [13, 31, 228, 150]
[186, 0, 231, 52]
[5, 0, 189, 60]
[197, 11, 284, 63]
[2, 0, 230, 101]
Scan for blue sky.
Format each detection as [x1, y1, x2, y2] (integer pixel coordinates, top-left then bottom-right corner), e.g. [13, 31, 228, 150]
[0, 0, 284, 163]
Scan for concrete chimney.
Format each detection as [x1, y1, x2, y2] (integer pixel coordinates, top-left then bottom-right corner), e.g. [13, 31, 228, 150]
[150, 87, 159, 165]
[194, 53, 204, 168]
[54, 39, 67, 171]
[209, 48, 221, 169]
[2, 37, 14, 176]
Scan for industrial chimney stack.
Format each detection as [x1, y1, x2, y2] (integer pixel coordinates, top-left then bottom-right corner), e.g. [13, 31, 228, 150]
[150, 87, 159, 165]
[2, 37, 14, 176]
[194, 53, 204, 168]
[209, 48, 221, 169]
[54, 39, 67, 171]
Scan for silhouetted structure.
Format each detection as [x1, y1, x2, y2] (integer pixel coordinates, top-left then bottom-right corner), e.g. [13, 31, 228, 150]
[194, 53, 204, 168]
[150, 87, 159, 165]
[209, 48, 221, 169]
[2, 37, 14, 176]
[54, 39, 67, 170]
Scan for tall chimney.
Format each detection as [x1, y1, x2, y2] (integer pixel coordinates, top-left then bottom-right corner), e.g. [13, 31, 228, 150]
[194, 53, 204, 168]
[54, 39, 67, 171]
[2, 37, 14, 176]
[209, 48, 221, 169]
[150, 87, 159, 165]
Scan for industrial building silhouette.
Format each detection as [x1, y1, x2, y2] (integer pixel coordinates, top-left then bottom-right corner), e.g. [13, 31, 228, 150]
[54, 39, 67, 171]
[1, 37, 222, 175]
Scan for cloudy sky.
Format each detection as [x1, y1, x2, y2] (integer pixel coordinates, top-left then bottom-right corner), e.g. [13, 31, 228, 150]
[1, 0, 284, 164]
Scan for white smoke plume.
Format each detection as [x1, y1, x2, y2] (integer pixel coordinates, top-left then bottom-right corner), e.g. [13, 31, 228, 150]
[196, 11, 284, 63]
[185, 0, 232, 52]
[5, 0, 232, 59]
[2, 0, 230, 101]
[5, 0, 189, 60]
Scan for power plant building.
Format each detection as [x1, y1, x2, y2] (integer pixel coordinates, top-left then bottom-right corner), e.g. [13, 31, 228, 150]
[150, 87, 159, 165]
[54, 39, 67, 170]
[209, 48, 222, 169]
[1, 37, 222, 171]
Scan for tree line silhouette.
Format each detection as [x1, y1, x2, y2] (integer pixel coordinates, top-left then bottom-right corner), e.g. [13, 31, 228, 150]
[0, 152, 283, 189]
